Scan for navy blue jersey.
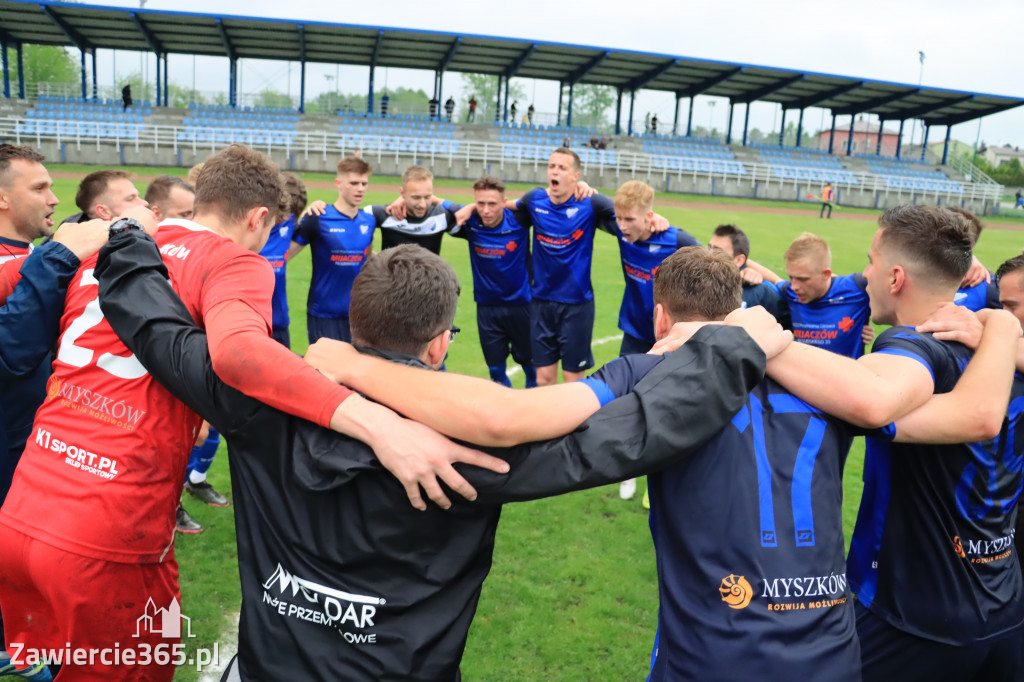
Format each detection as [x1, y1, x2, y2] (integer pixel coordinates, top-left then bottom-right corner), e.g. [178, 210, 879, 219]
[849, 327, 1024, 645]
[615, 228, 699, 345]
[954, 278, 1001, 312]
[448, 205, 532, 305]
[259, 214, 296, 329]
[520, 188, 617, 303]
[365, 204, 457, 254]
[594, 356, 874, 681]
[293, 207, 375, 318]
[778, 273, 871, 358]
[742, 280, 784, 320]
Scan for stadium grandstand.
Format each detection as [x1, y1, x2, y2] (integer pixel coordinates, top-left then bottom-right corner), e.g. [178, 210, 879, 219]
[0, 0, 1021, 214]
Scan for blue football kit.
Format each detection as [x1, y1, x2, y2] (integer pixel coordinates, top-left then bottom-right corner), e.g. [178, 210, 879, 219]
[519, 188, 617, 304]
[954, 278, 1001, 312]
[293, 206, 375, 342]
[589, 353, 887, 681]
[742, 280, 784, 320]
[615, 227, 699, 350]
[849, 327, 1024, 679]
[777, 273, 871, 358]
[259, 214, 296, 334]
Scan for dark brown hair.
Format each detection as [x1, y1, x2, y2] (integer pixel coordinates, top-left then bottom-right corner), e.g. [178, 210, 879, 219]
[551, 147, 581, 171]
[945, 206, 983, 247]
[349, 245, 461, 356]
[712, 224, 751, 260]
[653, 247, 742, 322]
[282, 171, 307, 219]
[144, 174, 195, 206]
[877, 205, 973, 291]
[193, 145, 286, 226]
[75, 169, 132, 216]
[473, 175, 506, 194]
[337, 156, 372, 176]
[0, 144, 45, 187]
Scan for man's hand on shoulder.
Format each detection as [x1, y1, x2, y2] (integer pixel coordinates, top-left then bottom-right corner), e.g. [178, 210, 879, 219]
[650, 213, 670, 234]
[304, 338, 359, 384]
[740, 267, 764, 286]
[916, 302, 983, 349]
[569, 180, 597, 201]
[300, 200, 328, 219]
[52, 219, 111, 262]
[724, 306, 793, 359]
[453, 204, 475, 226]
[386, 196, 407, 220]
[962, 255, 991, 288]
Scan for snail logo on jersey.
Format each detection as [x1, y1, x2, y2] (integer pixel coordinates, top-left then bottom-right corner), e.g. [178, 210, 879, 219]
[262, 563, 382, 644]
[952, 529, 1016, 565]
[46, 375, 147, 431]
[719, 574, 753, 609]
[566, 207, 579, 219]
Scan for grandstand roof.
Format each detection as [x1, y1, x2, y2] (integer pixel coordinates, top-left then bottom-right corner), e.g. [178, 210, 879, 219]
[1, 0, 1021, 127]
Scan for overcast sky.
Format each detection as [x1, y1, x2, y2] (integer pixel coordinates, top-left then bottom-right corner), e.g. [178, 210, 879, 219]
[82, 0, 1022, 150]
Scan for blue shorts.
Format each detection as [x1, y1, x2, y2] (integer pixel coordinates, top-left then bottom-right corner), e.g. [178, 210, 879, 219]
[307, 314, 351, 345]
[477, 303, 532, 367]
[856, 600, 1020, 682]
[271, 327, 291, 349]
[619, 332, 652, 357]
[530, 298, 594, 371]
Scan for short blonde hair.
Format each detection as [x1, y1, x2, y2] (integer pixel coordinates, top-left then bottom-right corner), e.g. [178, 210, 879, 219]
[614, 180, 655, 212]
[784, 232, 831, 269]
[187, 162, 204, 186]
[402, 165, 433, 186]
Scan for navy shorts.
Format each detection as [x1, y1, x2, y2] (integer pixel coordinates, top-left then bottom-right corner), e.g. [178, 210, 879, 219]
[477, 303, 532, 367]
[856, 600, 1020, 682]
[619, 332, 652, 357]
[271, 326, 291, 350]
[530, 298, 595, 371]
[307, 314, 351, 345]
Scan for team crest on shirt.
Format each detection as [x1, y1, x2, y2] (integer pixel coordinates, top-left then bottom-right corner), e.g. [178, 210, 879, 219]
[566, 207, 579, 218]
[360, 225, 370, 235]
[649, 245, 661, 253]
[279, 225, 288, 238]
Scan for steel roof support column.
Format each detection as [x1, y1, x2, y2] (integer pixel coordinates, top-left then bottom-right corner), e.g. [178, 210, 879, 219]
[229, 57, 237, 108]
[725, 100, 734, 144]
[941, 124, 951, 165]
[614, 87, 622, 135]
[163, 54, 168, 106]
[367, 66, 374, 116]
[80, 48, 87, 100]
[1, 38, 9, 99]
[16, 42, 24, 99]
[920, 124, 930, 162]
[627, 89, 635, 136]
[828, 114, 836, 154]
[846, 114, 856, 156]
[298, 25, 306, 113]
[796, 108, 805, 148]
[155, 50, 161, 106]
[503, 76, 510, 124]
[876, 118, 885, 156]
[556, 82, 563, 125]
[495, 75, 503, 124]
[672, 93, 681, 136]
[686, 96, 694, 137]
[896, 119, 904, 159]
[566, 80, 574, 127]
[778, 108, 787, 146]
[742, 102, 750, 146]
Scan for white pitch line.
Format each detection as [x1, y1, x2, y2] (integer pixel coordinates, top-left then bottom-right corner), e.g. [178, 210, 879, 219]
[199, 611, 239, 682]
[506, 334, 621, 378]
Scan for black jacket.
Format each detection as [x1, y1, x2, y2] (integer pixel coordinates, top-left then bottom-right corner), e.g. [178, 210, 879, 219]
[95, 231, 765, 682]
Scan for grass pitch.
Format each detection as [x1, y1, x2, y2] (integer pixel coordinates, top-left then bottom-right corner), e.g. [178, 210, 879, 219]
[42, 166, 1024, 680]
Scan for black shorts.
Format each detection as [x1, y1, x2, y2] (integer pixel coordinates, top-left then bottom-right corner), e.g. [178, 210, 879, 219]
[476, 303, 532, 367]
[530, 298, 595, 371]
[307, 314, 351, 345]
[856, 600, 1021, 682]
[619, 332, 651, 357]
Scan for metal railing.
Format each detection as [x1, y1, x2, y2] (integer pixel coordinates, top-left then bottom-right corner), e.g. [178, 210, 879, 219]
[0, 116, 1000, 203]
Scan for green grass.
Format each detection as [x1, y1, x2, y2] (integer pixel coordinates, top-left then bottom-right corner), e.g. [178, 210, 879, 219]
[40, 166, 1024, 680]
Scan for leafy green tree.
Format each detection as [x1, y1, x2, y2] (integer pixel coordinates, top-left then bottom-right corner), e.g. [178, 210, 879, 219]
[569, 84, 614, 130]
[254, 88, 294, 109]
[4, 44, 80, 91]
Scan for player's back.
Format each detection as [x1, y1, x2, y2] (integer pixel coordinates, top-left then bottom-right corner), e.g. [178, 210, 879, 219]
[849, 326, 1024, 644]
[2, 221, 271, 563]
[647, 377, 862, 682]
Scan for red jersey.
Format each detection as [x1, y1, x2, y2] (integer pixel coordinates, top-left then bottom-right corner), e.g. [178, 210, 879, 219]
[1, 220, 348, 563]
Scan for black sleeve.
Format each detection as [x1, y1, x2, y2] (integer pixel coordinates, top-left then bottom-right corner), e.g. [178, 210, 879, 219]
[464, 325, 766, 504]
[0, 242, 79, 379]
[293, 213, 320, 246]
[94, 230, 260, 437]
[851, 272, 868, 291]
[589, 194, 619, 236]
[986, 278, 1002, 310]
[588, 354, 664, 395]
[676, 229, 700, 248]
[367, 205, 389, 227]
[775, 283, 792, 330]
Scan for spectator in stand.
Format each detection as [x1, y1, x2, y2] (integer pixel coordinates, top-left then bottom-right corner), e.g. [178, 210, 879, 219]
[429, 96, 439, 120]
[445, 96, 455, 122]
[563, 134, 572, 148]
[380, 92, 390, 119]
[597, 135, 608, 150]
[121, 84, 132, 112]
[510, 100, 518, 123]
[1015, 189, 1023, 210]
[651, 114, 658, 134]
[467, 96, 477, 122]
[527, 103, 535, 125]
